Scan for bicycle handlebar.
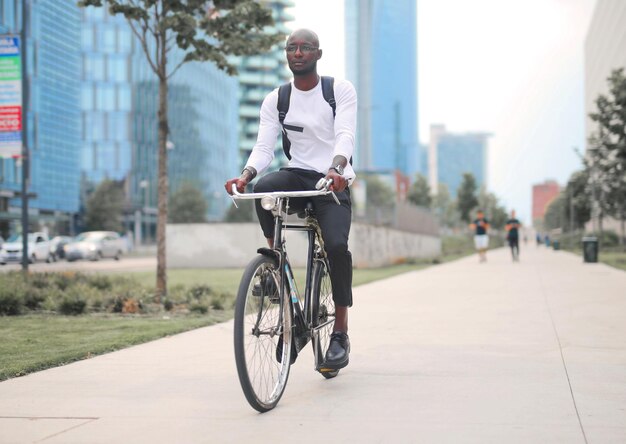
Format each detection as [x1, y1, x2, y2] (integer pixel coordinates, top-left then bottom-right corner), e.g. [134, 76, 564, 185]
[230, 178, 340, 205]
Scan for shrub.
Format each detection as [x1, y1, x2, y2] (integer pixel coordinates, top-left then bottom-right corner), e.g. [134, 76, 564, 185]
[0, 291, 22, 315]
[23, 289, 46, 310]
[188, 284, 213, 301]
[58, 295, 87, 315]
[189, 303, 209, 314]
[163, 299, 174, 311]
[88, 275, 112, 291]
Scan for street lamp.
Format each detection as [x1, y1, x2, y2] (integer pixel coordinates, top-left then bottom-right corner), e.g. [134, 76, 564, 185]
[139, 179, 149, 244]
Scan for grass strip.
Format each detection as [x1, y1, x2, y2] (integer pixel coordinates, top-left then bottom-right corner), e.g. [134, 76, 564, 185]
[0, 312, 230, 381]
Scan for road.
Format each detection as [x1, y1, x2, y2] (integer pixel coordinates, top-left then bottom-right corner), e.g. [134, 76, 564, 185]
[0, 256, 156, 273]
[1, 246, 625, 443]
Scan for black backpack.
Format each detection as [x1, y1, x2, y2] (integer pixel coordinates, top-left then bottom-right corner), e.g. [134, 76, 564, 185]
[277, 76, 336, 160]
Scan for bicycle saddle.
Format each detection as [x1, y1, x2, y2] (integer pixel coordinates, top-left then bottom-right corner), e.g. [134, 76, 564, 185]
[288, 201, 315, 219]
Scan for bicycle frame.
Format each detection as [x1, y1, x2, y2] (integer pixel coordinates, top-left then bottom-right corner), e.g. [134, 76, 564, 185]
[231, 183, 338, 364]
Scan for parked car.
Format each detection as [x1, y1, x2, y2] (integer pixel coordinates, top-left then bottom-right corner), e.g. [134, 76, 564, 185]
[0, 232, 51, 265]
[49, 235, 73, 261]
[64, 231, 125, 261]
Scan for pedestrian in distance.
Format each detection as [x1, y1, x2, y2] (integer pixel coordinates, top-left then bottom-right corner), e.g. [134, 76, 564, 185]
[225, 28, 356, 371]
[469, 209, 490, 263]
[505, 210, 521, 261]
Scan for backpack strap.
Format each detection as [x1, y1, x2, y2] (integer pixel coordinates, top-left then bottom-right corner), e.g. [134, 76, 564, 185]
[277, 82, 292, 160]
[321, 76, 336, 118]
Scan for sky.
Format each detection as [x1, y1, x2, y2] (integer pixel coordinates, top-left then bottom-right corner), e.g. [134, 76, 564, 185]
[288, 0, 598, 224]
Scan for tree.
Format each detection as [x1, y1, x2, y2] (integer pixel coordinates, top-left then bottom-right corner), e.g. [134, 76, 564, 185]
[85, 180, 125, 232]
[79, 0, 283, 300]
[477, 187, 508, 230]
[431, 183, 458, 228]
[564, 170, 592, 231]
[168, 183, 207, 223]
[456, 173, 479, 223]
[543, 193, 566, 231]
[587, 68, 626, 244]
[407, 174, 431, 207]
[362, 175, 395, 225]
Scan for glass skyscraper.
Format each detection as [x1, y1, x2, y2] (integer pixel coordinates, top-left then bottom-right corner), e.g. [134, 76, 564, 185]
[428, 124, 489, 198]
[0, 0, 81, 237]
[234, 0, 293, 172]
[345, 0, 419, 177]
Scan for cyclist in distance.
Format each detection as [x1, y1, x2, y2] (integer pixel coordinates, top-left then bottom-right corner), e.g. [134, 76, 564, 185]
[225, 29, 357, 371]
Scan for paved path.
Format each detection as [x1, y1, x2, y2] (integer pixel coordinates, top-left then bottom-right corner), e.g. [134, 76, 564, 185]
[1, 246, 625, 443]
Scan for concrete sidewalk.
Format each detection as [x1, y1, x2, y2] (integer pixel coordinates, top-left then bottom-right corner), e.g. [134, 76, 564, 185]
[1, 246, 625, 443]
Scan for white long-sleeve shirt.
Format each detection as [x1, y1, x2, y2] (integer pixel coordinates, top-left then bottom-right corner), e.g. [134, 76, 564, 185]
[245, 78, 357, 183]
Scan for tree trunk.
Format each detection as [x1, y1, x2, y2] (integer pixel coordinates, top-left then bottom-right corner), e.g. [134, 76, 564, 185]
[156, 62, 168, 302]
[619, 210, 626, 251]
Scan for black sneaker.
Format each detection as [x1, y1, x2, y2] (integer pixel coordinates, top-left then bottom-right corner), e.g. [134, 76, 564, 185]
[323, 332, 350, 370]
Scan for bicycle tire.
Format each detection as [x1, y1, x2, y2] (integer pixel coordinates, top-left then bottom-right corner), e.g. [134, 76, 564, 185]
[234, 254, 293, 412]
[310, 259, 338, 379]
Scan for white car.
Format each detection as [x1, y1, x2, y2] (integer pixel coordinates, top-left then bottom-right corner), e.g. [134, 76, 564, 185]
[0, 232, 52, 265]
[64, 231, 125, 261]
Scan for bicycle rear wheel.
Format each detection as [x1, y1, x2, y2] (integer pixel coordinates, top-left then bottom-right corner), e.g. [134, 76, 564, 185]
[234, 254, 293, 412]
[310, 259, 338, 379]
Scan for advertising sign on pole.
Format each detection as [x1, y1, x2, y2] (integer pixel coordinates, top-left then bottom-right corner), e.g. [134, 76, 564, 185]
[0, 35, 22, 159]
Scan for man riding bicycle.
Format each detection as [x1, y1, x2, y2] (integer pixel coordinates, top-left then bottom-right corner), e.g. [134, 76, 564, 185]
[225, 28, 357, 370]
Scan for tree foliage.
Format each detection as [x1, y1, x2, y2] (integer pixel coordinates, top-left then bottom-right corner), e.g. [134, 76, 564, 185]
[85, 180, 125, 232]
[586, 68, 626, 242]
[168, 183, 208, 223]
[477, 187, 508, 230]
[456, 173, 479, 223]
[431, 183, 458, 228]
[364, 175, 395, 208]
[407, 174, 431, 208]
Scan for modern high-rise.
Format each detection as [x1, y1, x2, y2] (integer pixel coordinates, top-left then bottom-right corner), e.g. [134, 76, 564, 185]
[428, 125, 489, 198]
[234, 0, 293, 172]
[584, 0, 626, 141]
[0, 0, 82, 237]
[345, 0, 419, 177]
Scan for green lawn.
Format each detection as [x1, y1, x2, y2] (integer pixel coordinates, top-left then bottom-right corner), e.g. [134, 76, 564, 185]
[562, 246, 626, 272]
[0, 312, 230, 381]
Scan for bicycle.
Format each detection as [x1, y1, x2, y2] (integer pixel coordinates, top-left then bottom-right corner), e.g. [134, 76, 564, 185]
[230, 179, 341, 412]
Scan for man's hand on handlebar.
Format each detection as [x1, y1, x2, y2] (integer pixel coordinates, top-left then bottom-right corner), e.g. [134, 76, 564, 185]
[325, 170, 347, 193]
[225, 177, 248, 195]
[225, 167, 256, 195]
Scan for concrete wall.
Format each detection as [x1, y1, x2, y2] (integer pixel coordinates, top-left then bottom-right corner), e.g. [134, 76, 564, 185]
[167, 223, 441, 268]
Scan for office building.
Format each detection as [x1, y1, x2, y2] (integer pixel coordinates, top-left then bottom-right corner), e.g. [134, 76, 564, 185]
[0, 0, 82, 237]
[584, 0, 626, 141]
[532, 180, 560, 224]
[345, 0, 419, 176]
[428, 125, 489, 198]
[234, 0, 293, 171]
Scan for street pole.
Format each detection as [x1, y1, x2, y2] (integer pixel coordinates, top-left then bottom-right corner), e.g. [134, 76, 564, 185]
[20, 0, 30, 273]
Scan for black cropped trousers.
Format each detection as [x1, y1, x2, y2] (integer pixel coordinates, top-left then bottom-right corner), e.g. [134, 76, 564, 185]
[254, 168, 353, 307]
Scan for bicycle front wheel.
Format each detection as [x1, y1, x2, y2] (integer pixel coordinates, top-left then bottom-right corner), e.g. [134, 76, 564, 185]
[311, 259, 338, 378]
[234, 254, 293, 412]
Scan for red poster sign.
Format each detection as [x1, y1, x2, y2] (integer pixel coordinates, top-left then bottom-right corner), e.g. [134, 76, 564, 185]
[0, 106, 22, 131]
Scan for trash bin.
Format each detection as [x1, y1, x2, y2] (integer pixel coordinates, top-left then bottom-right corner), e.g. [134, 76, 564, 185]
[552, 240, 560, 250]
[582, 236, 598, 263]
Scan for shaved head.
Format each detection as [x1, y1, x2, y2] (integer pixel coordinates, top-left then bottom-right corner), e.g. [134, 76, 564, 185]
[287, 28, 319, 46]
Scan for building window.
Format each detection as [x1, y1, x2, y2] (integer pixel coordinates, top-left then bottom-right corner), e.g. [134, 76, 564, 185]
[96, 84, 115, 111]
[117, 84, 131, 111]
[107, 55, 127, 82]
